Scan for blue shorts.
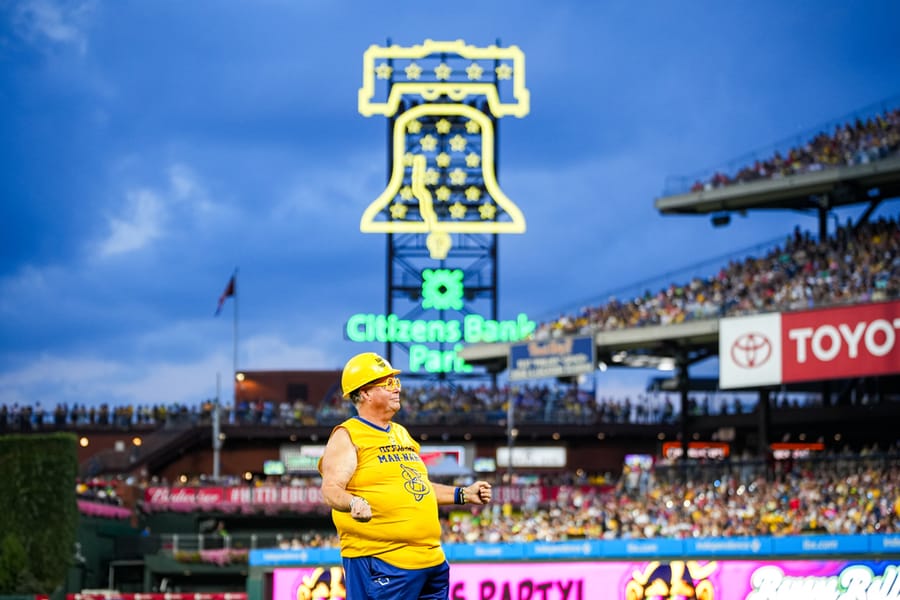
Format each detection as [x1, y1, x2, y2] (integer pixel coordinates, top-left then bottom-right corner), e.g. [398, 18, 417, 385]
[342, 555, 450, 600]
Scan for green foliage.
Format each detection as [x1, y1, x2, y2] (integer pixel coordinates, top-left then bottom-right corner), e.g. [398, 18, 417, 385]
[0, 534, 39, 593]
[0, 434, 79, 594]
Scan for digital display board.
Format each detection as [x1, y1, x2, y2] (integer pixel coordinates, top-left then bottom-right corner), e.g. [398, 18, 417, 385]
[272, 559, 900, 600]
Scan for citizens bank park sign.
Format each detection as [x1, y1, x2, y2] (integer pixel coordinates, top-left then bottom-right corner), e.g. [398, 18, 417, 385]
[719, 299, 900, 389]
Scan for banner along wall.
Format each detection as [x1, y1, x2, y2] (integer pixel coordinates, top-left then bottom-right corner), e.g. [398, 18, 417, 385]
[719, 299, 900, 389]
[272, 559, 900, 600]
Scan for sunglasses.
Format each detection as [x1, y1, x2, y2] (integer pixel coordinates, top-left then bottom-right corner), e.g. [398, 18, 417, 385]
[367, 376, 402, 392]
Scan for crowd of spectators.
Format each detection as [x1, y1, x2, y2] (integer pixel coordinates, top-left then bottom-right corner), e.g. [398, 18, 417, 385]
[1, 384, 834, 435]
[140, 448, 899, 554]
[76, 478, 126, 506]
[683, 105, 900, 193]
[0, 401, 199, 431]
[76, 478, 133, 520]
[534, 216, 899, 338]
[443, 449, 899, 542]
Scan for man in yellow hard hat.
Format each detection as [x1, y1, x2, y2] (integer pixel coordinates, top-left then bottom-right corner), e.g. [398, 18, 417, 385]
[319, 351, 492, 599]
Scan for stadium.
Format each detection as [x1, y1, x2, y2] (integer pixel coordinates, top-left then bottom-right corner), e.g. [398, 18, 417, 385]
[3, 26, 900, 600]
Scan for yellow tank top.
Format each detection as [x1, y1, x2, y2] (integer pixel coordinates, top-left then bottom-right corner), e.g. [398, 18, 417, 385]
[324, 417, 445, 569]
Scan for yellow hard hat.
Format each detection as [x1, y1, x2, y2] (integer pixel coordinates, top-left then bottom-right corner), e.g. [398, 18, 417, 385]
[341, 352, 401, 398]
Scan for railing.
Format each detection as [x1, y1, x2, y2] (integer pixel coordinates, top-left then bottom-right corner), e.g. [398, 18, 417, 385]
[160, 532, 320, 554]
[651, 451, 900, 485]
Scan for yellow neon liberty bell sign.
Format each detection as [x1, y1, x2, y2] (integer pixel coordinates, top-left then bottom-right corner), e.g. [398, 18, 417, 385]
[358, 39, 530, 259]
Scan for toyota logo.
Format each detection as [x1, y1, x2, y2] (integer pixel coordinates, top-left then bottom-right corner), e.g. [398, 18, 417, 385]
[730, 332, 772, 369]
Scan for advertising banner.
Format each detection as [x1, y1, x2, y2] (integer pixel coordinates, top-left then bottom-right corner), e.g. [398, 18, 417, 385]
[142, 486, 325, 512]
[719, 300, 900, 389]
[781, 301, 900, 383]
[70, 595, 246, 600]
[253, 535, 900, 567]
[144, 485, 604, 512]
[272, 560, 900, 600]
[719, 312, 783, 388]
[508, 335, 595, 382]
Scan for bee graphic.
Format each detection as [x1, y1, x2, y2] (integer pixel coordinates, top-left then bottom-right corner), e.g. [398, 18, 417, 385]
[295, 566, 345, 600]
[400, 463, 429, 501]
[625, 560, 717, 600]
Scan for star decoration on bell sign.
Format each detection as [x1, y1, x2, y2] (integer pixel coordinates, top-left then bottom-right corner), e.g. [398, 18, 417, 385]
[449, 201, 467, 219]
[435, 119, 452, 134]
[399, 185, 414, 200]
[390, 202, 408, 219]
[424, 168, 440, 185]
[449, 168, 467, 186]
[405, 62, 422, 80]
[465, 186, 482, 201]
[466, 62, 483, 80]
[449, 134, 467, 152]
[495, 63, 513, 80]
[375, 63, 393, 79]
[419, 134, 438, 152]
[465, 152, 480, 168]
[402, 152, 416, 166]
[434, 62, 452, 80]
[479, 202, 497, 220]
[407, 120, 422, 134]
[465, 120, 480, 134]
[435, 152, 451, 168]
[435, 186, 451, 201]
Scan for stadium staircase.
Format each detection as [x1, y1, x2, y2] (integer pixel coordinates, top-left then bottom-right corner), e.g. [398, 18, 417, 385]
[79, 423, 207, 478]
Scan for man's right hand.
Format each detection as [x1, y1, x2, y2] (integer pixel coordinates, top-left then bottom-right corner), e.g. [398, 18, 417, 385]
[349, 495, 372, 522]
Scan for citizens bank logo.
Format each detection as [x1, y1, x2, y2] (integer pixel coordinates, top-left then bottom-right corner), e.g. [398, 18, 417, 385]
[421, 268, 464, 310]
[730, 332, 773, 369]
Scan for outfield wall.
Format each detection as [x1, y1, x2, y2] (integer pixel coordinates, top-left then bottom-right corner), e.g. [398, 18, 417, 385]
[248, 533, 900, 599]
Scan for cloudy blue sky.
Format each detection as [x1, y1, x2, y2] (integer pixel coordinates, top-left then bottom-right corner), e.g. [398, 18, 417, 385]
[2, 1, 899, 409]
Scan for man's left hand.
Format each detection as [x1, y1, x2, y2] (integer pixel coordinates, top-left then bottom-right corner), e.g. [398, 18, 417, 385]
[465, 481, 492, 505]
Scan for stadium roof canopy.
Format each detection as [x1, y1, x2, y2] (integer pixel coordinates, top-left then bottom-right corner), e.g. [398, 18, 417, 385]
[458, 319, 718, 375]
[654, 155, 900, 220]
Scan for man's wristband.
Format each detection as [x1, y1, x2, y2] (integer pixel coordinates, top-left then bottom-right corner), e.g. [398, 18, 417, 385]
[454, 487, 466, 505]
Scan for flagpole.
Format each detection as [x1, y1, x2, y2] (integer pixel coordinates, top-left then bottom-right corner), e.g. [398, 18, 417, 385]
[213, 269, 238, 483]
[213, 372, 221, 481]
[233, 267, 239, 378]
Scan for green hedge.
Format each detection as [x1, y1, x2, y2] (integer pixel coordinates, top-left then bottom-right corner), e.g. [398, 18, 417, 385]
[0, 434, 78, 594]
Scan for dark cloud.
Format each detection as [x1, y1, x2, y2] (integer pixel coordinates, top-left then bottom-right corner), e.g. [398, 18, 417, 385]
[1, 0, 899, 406]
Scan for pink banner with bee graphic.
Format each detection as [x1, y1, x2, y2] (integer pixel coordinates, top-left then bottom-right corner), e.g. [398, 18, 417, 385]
[273, 559, 900, 600]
